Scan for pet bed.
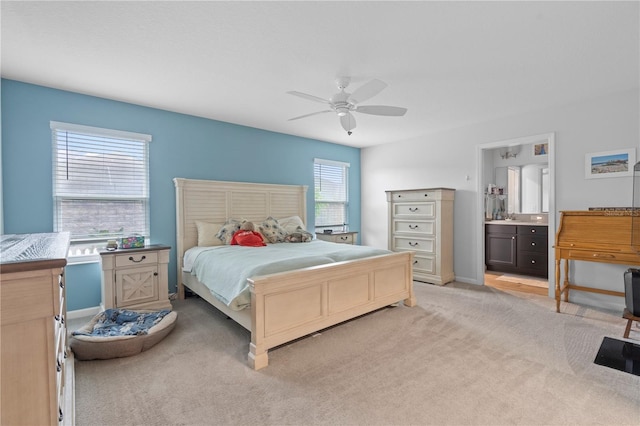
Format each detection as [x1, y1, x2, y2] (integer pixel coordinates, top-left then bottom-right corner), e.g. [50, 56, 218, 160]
[70, 309, 177, 360]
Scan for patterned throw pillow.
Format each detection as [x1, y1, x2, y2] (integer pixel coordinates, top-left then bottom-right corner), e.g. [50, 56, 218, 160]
[284, 226, 314, 243]
[215, 219, 242, 245]
[258, 217, 287, 243]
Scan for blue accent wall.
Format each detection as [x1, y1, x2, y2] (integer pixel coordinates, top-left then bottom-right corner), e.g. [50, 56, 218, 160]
[1, 79, 361, 310]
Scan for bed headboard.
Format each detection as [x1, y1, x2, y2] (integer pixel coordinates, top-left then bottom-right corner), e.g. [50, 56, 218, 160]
[173, 177, 308, 274]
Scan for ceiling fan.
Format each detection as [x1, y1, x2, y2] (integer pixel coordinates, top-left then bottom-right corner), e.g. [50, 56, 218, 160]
[287, 77, 407, 135]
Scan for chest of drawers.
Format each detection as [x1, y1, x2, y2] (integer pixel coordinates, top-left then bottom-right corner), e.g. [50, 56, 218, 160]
[1, 232, 73, 425]
[386, 188, 455, 285]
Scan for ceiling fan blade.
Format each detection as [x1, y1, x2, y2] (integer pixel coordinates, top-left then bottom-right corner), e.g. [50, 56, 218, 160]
[348, 79, 387, 104]
[356, 105, 408, 116]
[286, 91, 331, 104]
[288, 110, 332, 121]
[340, 113, 356, 132]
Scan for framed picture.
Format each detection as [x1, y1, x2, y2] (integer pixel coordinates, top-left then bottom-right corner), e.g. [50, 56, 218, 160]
[533, 142, 548, 157]
[585, 148, 636, 179]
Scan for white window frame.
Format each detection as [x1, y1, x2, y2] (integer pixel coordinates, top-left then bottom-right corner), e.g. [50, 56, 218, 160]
[313, 158, 350, 233]
[51, 121, 151, 262]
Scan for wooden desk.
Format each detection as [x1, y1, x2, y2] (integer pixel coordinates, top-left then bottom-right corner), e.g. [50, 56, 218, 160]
[554, 210, 640, 312]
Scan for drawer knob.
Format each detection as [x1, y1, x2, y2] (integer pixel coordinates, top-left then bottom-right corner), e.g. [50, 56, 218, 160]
[409, 242, 419, 247]
[409, 207, 418, 212]
[531, 242, 536, 246]
[531, 229, 536, 233]
[531, 260, 536, 264]
[409, 224, 419, 229]
[129, 255, 147, 263]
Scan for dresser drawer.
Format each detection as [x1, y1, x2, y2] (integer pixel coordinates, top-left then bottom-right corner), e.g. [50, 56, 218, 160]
[393, 202, 435, 218]
[392, 236, 435, 254]
[116, 251, 158, 268]
[393, 219, 434, 235]
[413, 255, 436, 275]
[391, 190, 440, 202]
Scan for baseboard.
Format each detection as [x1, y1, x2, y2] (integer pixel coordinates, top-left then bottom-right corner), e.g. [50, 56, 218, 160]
[67, 306, 101, 319]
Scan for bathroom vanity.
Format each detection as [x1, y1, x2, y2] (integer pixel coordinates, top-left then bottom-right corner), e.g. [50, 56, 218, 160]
[485, 221, 548, 278]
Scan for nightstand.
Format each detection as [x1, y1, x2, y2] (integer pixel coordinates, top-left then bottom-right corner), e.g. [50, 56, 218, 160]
[99, 244, 172, 311]
[316, 231, 358, 245]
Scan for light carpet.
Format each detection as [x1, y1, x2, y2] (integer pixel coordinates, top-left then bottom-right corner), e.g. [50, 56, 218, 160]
[72, 282, 640, 425]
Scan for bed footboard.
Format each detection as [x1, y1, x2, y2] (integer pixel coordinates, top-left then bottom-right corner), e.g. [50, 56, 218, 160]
[248, 251, 414, 370]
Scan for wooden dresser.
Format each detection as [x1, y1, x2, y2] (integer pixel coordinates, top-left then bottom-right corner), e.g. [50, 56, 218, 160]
[554, 210, 640, 312]
[1, 232, 74, 425]
[386, 188, 455, 285]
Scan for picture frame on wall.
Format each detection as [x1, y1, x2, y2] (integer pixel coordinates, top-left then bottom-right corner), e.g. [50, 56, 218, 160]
[533, 142, 548, 157]
[585, 148, 636, 179]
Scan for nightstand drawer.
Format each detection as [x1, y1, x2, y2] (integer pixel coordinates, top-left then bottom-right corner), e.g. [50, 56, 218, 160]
[115, 251, 158, 268]
[316, 232, 357, 245]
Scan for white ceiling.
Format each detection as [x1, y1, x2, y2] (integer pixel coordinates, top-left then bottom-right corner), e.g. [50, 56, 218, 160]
[2, 1, 638, 148]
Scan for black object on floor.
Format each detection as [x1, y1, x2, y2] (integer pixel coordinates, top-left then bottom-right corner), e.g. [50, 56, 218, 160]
[594, 336, 640, 376]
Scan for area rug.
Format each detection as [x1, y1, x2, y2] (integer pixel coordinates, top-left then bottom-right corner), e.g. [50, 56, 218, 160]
[496, 273, 548, 288]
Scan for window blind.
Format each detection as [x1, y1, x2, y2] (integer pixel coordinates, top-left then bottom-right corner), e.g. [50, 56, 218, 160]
[51, 122, 151, 243]
[314, 158, 349, 229]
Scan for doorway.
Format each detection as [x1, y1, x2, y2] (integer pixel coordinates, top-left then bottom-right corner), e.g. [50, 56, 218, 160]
[476, 133, 556, 297]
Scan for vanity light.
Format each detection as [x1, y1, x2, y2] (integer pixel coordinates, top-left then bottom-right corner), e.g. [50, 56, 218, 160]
[499, 146, 521, 159]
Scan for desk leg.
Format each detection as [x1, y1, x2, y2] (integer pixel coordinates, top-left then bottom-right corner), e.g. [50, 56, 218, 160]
[563, 259, 570, 302]
[555, 259, 561, 313]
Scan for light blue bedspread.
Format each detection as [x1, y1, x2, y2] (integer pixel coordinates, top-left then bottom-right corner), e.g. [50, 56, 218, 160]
[189, 240, 390, 310]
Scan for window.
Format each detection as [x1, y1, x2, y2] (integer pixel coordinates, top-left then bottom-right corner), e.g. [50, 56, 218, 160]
[314, 158, 349, 232]
[51, 121, 151, 258]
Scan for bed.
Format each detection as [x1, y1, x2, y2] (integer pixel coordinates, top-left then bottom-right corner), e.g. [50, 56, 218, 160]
[174, 177, 415, 369]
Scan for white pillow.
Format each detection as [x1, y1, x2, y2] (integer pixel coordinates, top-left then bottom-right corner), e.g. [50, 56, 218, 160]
[278, 216, 306, 234]
[195, 221, 224, 247]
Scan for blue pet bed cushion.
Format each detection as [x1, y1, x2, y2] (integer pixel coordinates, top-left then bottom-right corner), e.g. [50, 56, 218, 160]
[70, 308, 177, 360]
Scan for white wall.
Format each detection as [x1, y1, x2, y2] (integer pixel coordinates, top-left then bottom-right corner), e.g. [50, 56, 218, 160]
[361, 88, 639, 311]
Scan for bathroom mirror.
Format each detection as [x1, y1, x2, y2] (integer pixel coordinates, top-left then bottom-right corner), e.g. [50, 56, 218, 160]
[495, 164, 549, 214]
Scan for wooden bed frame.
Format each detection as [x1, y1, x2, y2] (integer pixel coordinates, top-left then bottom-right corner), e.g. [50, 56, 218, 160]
[174, 178, 415, 370]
